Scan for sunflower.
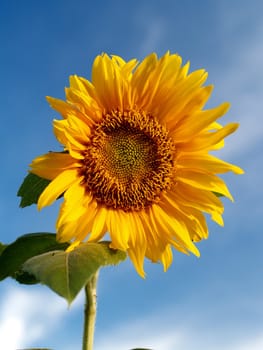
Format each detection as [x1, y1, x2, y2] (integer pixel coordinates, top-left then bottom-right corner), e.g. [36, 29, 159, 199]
[30, 52, 243, 277]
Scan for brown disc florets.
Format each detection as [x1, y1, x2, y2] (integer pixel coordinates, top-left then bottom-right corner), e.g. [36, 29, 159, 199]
[79, 110, 176, 211]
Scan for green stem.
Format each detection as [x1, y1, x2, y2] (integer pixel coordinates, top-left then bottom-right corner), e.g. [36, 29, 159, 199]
[82, 270, 99, 350]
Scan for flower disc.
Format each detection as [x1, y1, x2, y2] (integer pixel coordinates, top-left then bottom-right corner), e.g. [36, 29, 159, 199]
[80, 110, 175, 211]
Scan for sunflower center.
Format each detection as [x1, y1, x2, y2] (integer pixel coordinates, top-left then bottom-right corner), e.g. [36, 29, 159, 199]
[103, 128, 156, 182]
[80, 110, 175, 211]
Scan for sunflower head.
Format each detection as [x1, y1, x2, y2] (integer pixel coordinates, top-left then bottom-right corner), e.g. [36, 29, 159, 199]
[30, 52, 243, 277]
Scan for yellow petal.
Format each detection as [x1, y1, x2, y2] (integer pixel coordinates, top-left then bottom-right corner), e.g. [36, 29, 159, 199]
[160, 245, 173, 272]
[130, 53, 157, 107]
[67, 87, 100, 120]
[69, 75, 90, 93]
[30, 152, 78, 180]
[173, 103, 230, 140]
[127, 246, 146, 278]
[57, 198, 95, 243]
[177, 169, 234, 201]
[38, 169, 78, 209]
[46, 96, 73, 119]
[92, 54, 128, 111]
[53, 119, 69, 146]
[107, 209, 130, 250]
[56, 182, 87, 226]
[151, 204, 200, 256]
[179, 123, 239, 152]
[89, 206, 108, 242]
[168, 182, 224, 218]
[178, 153, 244, 174]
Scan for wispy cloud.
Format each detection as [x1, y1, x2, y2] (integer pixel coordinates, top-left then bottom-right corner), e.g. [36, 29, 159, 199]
[133, 5, 167, 57]
[0, 285, 68, 350]
[94, 308, 263, 350]
[214, 1, 263, 159]
[95, 319, 186, 350]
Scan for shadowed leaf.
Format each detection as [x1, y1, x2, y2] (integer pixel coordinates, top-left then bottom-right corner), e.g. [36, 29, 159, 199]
[0, 242, 7, 255]
[0, 233, 69, 282]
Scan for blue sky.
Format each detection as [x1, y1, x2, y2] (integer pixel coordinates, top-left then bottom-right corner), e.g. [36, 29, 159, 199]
[0, 0, 262, 349]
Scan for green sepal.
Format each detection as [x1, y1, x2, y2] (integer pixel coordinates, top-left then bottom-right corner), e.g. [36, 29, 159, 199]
[22, 241, 127, 304]
[213, 191, 224, 197]
[17, 173, 51, 208]
[0, 233, 69, 283]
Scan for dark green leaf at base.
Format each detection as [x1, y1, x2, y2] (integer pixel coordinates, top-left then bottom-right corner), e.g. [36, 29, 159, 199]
[0, 233, 69, 283]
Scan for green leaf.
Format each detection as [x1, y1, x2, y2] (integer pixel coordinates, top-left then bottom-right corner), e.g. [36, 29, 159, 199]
[17, 173, 51, 207]
[22, 242, 127, 304]
[0, 233, 69, 283]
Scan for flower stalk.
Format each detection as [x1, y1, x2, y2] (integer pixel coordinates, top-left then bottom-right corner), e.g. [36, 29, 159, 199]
[82, 270, 99, 350]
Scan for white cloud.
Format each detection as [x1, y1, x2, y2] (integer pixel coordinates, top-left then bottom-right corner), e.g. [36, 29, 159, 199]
[235, 335, 263, 350]
[0, 285, 68, 350]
